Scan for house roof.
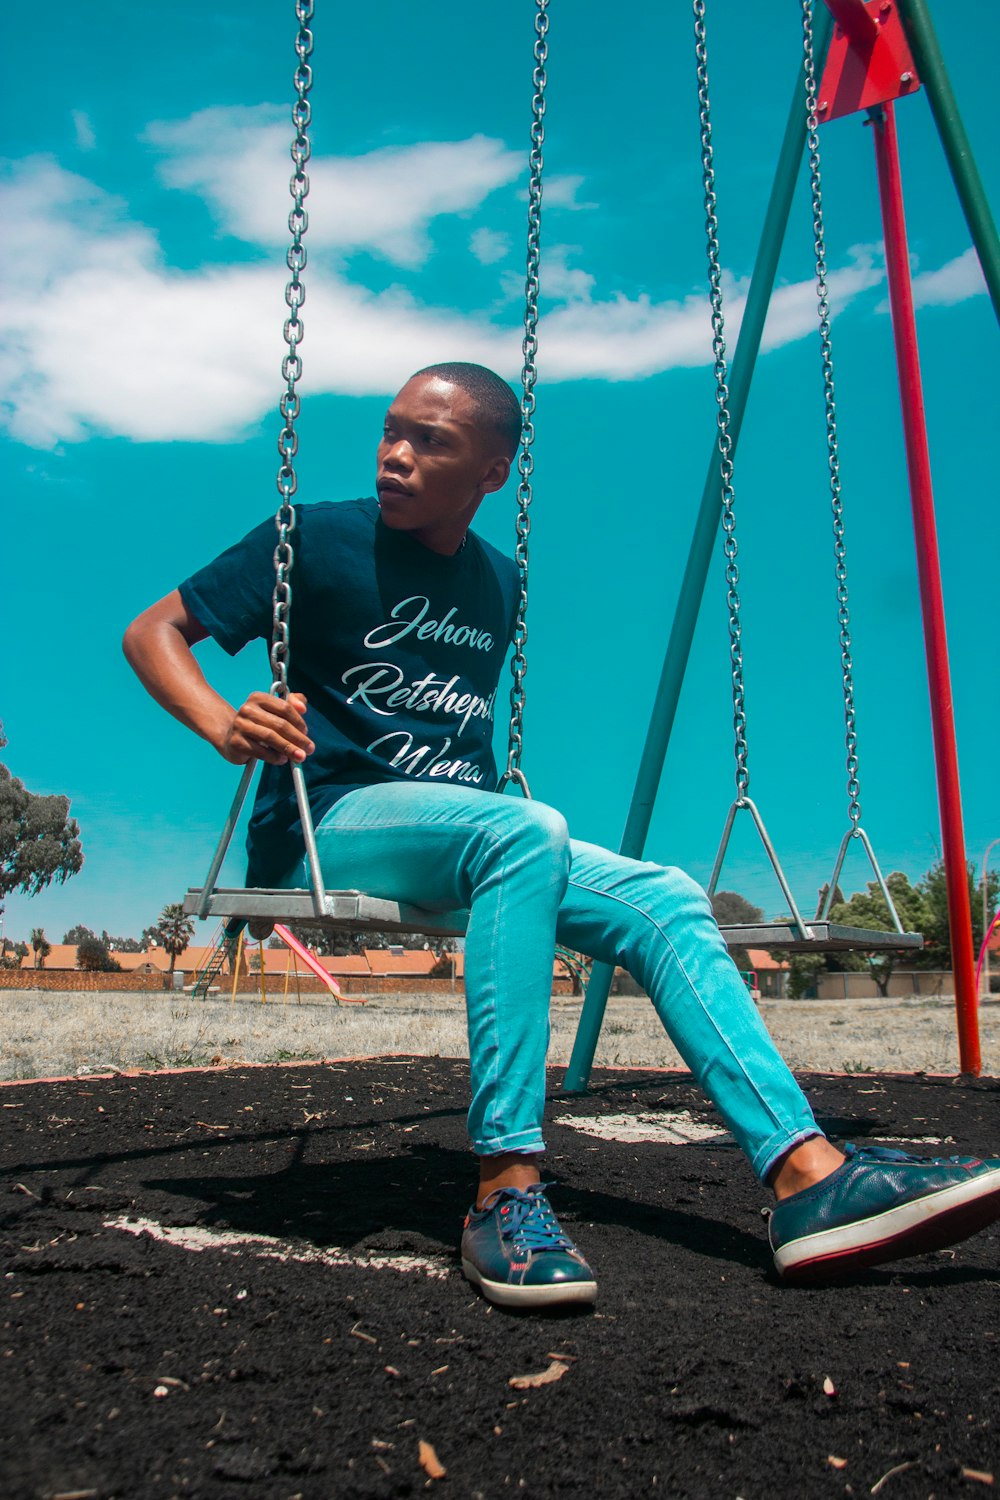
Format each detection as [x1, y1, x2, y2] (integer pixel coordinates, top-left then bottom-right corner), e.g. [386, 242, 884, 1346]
[20, 944, 79, 970]
[363, 948, 439, 976]
[320, 955, 372, 976]
[745, 949, 790, 972]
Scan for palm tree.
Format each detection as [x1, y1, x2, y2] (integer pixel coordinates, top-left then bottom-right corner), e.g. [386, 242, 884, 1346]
[30, 927, 51, 969]
[155, 903, 195, 975]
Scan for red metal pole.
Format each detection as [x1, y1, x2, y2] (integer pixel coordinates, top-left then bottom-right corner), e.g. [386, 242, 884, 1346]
[870, 100, 980, 1075]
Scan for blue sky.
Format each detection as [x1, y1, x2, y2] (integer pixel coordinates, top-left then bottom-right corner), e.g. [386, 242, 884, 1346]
[2, 1, 997, 945]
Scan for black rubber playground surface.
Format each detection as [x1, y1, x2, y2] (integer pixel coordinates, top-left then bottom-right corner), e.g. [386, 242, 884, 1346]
[1, 1058, 998, 1500]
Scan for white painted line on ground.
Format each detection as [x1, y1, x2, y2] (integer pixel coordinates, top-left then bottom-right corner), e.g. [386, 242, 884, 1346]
[554, 1110, 734, 1145]
[104, 1214, 450, 1278]
[875, 1136, 953, 1147]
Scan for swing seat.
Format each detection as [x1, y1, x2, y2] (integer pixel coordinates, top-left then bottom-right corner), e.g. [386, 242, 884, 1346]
[716, 920, 923, 953]
[183, 887, 468, 938]
[183, 892, 921, 954]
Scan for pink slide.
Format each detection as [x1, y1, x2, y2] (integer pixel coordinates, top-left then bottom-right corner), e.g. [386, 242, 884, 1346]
[272, 924, 343, 998]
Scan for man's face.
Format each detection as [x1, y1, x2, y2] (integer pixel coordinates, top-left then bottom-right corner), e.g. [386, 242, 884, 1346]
[376, 375, 510, 554]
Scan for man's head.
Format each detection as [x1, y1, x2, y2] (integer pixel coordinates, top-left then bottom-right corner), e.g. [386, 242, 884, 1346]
[376, 363, 521, 555]
[412, 362, 522, 461]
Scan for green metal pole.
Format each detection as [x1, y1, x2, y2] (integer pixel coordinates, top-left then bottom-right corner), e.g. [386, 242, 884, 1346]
[563, 6, 833, 1093]
[896, 0, 1000, 326]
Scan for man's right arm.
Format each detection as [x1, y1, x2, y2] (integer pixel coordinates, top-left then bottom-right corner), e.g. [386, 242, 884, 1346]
[123, 590, 315, 767]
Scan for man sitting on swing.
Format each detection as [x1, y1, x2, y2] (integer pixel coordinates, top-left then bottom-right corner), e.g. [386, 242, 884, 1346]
[124, 360, 1000, 1309]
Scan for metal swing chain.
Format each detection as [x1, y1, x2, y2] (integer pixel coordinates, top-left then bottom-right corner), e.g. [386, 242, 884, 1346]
[193, 0, 318, 921]
[694, 0, 749, 805]
[270, 0, 314, 701]
[500, 0, 549, 798]
[802, 0, 861, 833]
[801, 3, 904, 933]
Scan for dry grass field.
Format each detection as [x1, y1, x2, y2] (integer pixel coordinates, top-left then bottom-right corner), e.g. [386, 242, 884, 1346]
[1, 985, 997, 1081]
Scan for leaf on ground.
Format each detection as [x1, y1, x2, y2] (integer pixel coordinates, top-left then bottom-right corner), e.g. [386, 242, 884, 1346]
[827, 1456, 848, 1469]
[822, 1375, 837, 1397]
[418, 1439, 447, 1480]
[509, 1359, 570, 1390]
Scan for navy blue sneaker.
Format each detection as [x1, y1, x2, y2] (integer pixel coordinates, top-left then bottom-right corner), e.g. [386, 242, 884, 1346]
[461, 1183, 597, 1308]
[769, 1144, 1000, 1283]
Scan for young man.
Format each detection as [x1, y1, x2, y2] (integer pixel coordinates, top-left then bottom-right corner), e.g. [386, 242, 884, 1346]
[124, 362, 1000, 1309]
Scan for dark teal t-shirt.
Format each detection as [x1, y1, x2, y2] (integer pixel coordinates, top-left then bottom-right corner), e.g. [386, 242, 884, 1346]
[179, 497, 520, 884]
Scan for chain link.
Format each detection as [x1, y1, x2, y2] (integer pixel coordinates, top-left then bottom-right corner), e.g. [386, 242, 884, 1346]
[270, 0, 314, 701]
[500, 0, 548, 795]
[694, 0, 749, 803]
[802, 0, 862, 829]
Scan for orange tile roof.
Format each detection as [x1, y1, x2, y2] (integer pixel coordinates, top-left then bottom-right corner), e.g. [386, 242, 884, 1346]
[363, 948, 439, 976]
[320, 955, 371, 976]
[745, 949, 790, 971]
[450, 951, 572, 981]
[20, 944, 79, 971]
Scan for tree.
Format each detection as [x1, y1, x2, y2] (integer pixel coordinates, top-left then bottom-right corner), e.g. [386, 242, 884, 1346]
[30, 927, 51, 969]
[711, 890, 765, 974]
[104, 934, 144, 953]
[77, 935, 122, 972]
[154, 903, 195, 974]
[0, 938, 28, 971]
[0, 725, 83, 915]
[63, 924, 97, 946]
[827, 871, 928, 996]
[280, 921, 433, 957]
[916, 858, 999, 972]
[710, 890, 765, 926]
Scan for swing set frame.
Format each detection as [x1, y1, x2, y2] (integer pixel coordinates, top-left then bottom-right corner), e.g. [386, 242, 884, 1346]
[567, 0, 998, 1087]
[184, 0, 996, 1082]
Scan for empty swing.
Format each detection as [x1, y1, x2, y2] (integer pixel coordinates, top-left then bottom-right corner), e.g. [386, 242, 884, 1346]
[694, 0, 921, 954]
[184, 0, 550, 939]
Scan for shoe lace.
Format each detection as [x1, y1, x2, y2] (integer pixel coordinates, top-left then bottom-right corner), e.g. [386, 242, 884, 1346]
[494, 1184, 574, 1253]
[845, 1143, 967, 1166]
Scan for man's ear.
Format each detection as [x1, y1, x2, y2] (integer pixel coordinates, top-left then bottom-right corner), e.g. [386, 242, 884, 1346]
[480, 455, 512, 495]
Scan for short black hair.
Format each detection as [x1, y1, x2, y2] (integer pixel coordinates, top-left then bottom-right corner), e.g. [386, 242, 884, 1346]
[412, 361, 522, 461]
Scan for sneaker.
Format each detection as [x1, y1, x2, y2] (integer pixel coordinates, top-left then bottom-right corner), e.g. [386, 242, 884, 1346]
[461, 1183, 597, 1308]
[769, 1143, 1000, 1284]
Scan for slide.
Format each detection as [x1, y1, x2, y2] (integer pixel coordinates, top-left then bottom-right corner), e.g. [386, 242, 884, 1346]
[272, 924, 344, 999]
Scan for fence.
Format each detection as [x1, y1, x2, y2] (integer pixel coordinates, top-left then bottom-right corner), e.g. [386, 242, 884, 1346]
[815, 969, 959, 1000]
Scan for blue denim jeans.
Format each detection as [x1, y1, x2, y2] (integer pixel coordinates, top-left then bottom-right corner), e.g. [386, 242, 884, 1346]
[283, 782, 820, 1182]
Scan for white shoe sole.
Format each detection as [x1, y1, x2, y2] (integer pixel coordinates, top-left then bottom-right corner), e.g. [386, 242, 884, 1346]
[462, 1257, 598, 1308]
[773, 1167, 1000, 1282]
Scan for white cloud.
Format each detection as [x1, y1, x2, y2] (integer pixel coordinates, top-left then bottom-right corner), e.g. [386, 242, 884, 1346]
[540, 245, 596, 303]
[0, 157, 890, 448]
[540, 250, 884, 382]
[760, 248, 884, 353]
[910, 247, 987, 309]
[500, 244, 596, 305]
[470, 227, 511, 265]
[0, 157, 515, 445]
[541, 174, 596, 211]
[145, 109, 523, 268]
[0, 157, 155, 286]
[72, 110, 97, 152]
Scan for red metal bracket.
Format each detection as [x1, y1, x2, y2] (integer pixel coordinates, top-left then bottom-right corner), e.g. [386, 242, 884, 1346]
[817, 0, 921, 123]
